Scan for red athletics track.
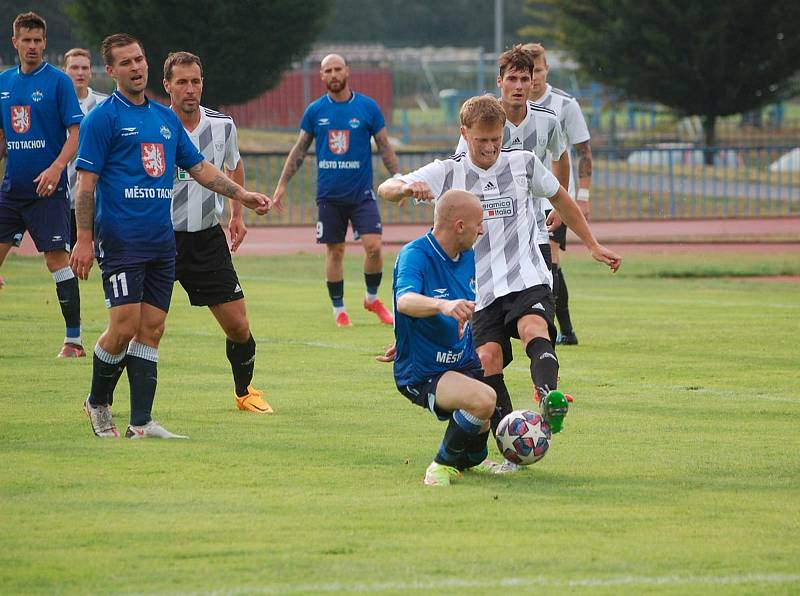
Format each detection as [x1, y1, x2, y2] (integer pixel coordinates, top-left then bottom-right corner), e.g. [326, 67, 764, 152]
[10, 217, 800, 258]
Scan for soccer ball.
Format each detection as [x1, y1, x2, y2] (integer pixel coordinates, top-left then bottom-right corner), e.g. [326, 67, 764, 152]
[495, 410, 552, 465]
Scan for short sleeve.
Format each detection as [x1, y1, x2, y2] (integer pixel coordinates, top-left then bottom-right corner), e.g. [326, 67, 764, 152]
[394, 246, 426, 298]
[563, 100, 591, 145]
[528, 152, 560, 198]
[300, 102, 316, 135]
[75, 110, 112, 175]
[223, 120, 241, 171]
[175, 126, 204, 171]
[368, 98, 386, 135]
[58, 74, 84, 129]
[400, 160, 448, 199]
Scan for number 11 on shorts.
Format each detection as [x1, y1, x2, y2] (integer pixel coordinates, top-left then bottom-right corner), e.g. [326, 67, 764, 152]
[109, 272, 129, 298]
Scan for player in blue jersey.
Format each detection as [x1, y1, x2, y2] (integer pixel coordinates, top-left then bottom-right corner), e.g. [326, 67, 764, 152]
[273, 54, 400, 328]
[393, 189, 503, 486]
[0, 12, 85, 357]
[69, 34, 270, 439]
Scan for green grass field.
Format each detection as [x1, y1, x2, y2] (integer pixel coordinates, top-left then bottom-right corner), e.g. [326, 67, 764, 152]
[1, 248, 799, 595]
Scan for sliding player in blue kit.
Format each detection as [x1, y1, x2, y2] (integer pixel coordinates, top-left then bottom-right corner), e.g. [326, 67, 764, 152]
[392, 189, 503, 487]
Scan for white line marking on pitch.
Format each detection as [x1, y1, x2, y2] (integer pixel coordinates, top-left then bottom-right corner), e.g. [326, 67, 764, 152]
[158, 573, 800, 595]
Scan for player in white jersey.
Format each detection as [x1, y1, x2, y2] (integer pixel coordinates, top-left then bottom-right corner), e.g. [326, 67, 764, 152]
[379, 96, 620, 446]
[525, 43, 593, 346]
[163, 52, 272, 414]
[456, 45, 570, 275]
[64, 48, 108, 249]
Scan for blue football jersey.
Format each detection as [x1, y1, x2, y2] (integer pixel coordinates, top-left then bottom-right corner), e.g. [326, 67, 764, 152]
[76, 91, 204, 260]
[300, 92, 385, 203]
[0, 62, 83, 199]
[393, 231, 482, 386]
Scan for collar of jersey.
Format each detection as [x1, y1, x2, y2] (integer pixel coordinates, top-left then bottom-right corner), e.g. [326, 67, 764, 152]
[425, 230, 461, 262]
[465, 151, 501, 176]
[17, 61, 48, 77]
[325, 91, 356, 104]
[113, 90, 150, 108]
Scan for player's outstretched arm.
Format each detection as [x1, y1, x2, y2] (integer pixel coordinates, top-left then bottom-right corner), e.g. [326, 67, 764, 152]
[70, 170, 99, 280]
[378, 179, 433, 203]
[272, 130, 313, 211]
[225, 160, 247, 252]
[188, 160, 271, 215]
[0, 129, 6, 161]
[549, 186, 621, 272]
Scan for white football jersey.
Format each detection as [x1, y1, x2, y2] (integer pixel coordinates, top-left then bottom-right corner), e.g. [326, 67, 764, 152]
[172, 106, 241, 232]
[537, 84, 591, 207]
[455, 101, 567, 244]
[401, 149, 560, 310]
[67, 87, 108, 207]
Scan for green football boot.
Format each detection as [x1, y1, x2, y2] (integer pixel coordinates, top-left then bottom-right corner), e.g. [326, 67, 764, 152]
[539, 389, 569, 434]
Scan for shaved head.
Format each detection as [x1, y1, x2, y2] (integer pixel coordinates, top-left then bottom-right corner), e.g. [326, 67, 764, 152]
[320, 53, 347, 69]
[434, 190, 482, 227]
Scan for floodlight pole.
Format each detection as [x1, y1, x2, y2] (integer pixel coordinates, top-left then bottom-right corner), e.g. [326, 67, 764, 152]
[494, 0, 504, 56]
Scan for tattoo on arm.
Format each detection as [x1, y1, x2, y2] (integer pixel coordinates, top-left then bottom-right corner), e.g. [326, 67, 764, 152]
[375, 129, 399, 175]
[75, 190, 95, 231]
[206, 174, 241, 199]
[279, 131, 313, 186]
[576, 142, 593, 181]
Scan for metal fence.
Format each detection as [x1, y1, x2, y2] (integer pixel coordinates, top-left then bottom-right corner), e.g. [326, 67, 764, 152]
[240, 145, 799, 225]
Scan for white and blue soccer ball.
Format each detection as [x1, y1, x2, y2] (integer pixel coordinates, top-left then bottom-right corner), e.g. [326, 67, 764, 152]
[495, 410, 551, 465]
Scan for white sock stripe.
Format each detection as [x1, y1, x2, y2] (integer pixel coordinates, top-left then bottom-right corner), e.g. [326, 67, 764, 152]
[94, 343, 126, 364]
[127, 341, 159, 363]
[52, 266, 75, 283]
[458, 409, 486, 426]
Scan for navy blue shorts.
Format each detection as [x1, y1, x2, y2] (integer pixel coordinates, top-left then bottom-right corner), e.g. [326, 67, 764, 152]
[0, 194, 70, 252]
[316, 195, 382, 244]
[397, 365, 485, 421]
[99, 257, 175, 313]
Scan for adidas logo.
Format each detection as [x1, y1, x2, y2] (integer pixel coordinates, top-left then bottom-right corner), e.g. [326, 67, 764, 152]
[483, 181, 496, 191]
[531, 302, 545, 311]
[511, 136, 521, 145]
[234, 284, 241, 292]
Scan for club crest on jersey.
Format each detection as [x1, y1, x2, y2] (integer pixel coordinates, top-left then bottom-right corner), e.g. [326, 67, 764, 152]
[538, 134, 547, 146]
[141, 143, 166, 177]
[11, 105, 30, 133]
[328, 130, 349, 155]
[31, 90, 43, 102]
[515, 175, 529, 188]
[160, 125, 171, 140]
[348, 117, 360, 129]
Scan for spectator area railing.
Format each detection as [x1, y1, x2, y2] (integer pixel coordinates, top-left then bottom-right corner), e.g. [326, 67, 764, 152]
[239, 146, 799, 225]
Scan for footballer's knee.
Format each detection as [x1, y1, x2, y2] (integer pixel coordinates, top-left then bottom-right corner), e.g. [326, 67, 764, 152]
[477, 344, 503, 375]
[467, 383, 496, 420]
[225, 317, 251, 344]
[326, 243, 346, 262]
[43, 249, 69, 272]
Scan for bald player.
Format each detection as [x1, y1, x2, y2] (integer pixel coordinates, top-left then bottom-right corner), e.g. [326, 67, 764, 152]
[391, 189, 501, 487]
[274, 53, 400, 328]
